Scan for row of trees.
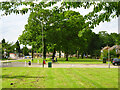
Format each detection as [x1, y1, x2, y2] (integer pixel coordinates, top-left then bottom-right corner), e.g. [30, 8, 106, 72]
[18, 9, 120, 61]
[1, 1, 120, 60]
[1, 39, 30, 59]
[1, 31, 120, 60]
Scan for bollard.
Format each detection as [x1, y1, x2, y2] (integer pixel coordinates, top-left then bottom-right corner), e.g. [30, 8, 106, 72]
[28, 61, 31, 66]
[7, 60, 8, 65]
[25, 61, 26, 66]
[38, 60, 39, 64]
[43, 60, 46, 64]
[108, 63, 110, 68]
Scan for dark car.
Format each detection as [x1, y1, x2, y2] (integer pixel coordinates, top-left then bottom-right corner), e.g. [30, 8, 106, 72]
[112, 58, 120, 66]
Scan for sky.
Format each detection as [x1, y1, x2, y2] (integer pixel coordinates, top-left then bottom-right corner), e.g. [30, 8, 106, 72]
[0, 5, 118, 44]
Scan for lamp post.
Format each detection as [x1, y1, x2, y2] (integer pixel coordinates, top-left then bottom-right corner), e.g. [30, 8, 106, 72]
[41, 21, 44, 68]
[108, 48, 110, 68]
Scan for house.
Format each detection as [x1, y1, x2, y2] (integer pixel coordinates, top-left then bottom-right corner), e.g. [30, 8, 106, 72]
[101, 45, 120, 58]
[109, 45, 120, 55]
[101, 46, 110, 52]
[9, 53, 18, 59]
[55, 51, 65, 57]
[29, 53, 41, 58]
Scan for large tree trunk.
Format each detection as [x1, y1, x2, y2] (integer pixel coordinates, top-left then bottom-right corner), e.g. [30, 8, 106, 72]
[59, 50, 61, 58]
[32, 49, 34, 61]
[77, 51, 79, 59]
[52, 48, 56, 59]
[18, 52, 20, 57]
[43, 38, 46, 59]
[65, 52, 68, 61]
[81, 53, 84, 59]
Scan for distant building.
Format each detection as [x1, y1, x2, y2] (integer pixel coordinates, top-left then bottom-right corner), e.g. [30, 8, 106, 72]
[101, 45, 120, 57]
[9, 53, 18, 59]
[101, 46, 110, 52]
[55, 51, 65, 57]
[28, 51, 65, 58]
[109, 45, 120, 54]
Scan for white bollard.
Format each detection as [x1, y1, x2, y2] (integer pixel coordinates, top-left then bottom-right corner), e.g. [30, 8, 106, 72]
[25, 61, 26, 66]
[38, 60, 39, 64]
[7, 60, 8, 65]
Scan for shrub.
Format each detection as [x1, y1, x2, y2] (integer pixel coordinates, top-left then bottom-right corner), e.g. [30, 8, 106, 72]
[101, 49, 117, 59]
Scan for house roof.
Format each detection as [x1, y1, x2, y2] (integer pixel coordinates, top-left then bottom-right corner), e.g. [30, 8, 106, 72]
[101, 45, 120, 54]
[101, 46, 110, 51]
[109, 45, 120, 50]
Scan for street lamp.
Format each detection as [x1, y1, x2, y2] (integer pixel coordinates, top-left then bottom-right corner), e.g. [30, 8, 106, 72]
[108, 48, 110, 68]
[41, 21, 44, 68]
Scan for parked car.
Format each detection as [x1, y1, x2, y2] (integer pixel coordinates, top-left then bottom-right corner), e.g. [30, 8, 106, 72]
[112, 58, 120, 66]
[25, 56, 32, 59]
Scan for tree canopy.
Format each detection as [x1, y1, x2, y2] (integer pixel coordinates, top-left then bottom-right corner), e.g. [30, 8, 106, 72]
[1, 1, 120, 60]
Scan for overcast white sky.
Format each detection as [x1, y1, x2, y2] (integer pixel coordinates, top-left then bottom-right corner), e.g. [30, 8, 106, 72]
[0, 6, 118, 43]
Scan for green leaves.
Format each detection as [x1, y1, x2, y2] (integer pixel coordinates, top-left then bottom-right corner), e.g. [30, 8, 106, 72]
[78, 30, 85, 37]
[0, 1, 56, 16]
[1, 1, 119, 59]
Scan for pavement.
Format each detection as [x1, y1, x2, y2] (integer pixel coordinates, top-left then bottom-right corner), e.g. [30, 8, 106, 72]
[0, 58, 24, 62]
[0, 62, 119, 68]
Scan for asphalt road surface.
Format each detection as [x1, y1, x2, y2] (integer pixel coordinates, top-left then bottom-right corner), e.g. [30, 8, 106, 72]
[0, 62, 119, 68]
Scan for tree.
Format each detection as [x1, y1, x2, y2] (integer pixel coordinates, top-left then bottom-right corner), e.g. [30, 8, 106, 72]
[2, 39, 5, 55]
[18, 9, 53, 59]
[110, 33, 118, 45]
[1, 1, 119, 61]
[117, 33, 120, 45]
[22, 46, 29, 56]
[2, 39, 5, 44]
[99, 31, 115, 48]
[47, 10, 85, 61]
[1, 2, 119, 29]
[78, 29, 101, 58]
[110, 49, 117, 58]
[101, 49, 117, 59]
[61, 2, 120, 29]
[15, 40, 20, 56]
[1, 39, 14, 58]
[0, 1, 57, 16]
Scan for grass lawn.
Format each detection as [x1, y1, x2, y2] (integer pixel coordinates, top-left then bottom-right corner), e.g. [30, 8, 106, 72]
[6, 57, 112, 64]
[2, 67, 118, 88]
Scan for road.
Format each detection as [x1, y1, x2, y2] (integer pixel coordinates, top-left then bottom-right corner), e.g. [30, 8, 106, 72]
[0, 58, 24, 62]
[0, 62, 119, 68]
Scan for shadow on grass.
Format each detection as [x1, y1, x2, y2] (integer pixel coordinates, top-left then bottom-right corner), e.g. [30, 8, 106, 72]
[2, 75, 45, 79]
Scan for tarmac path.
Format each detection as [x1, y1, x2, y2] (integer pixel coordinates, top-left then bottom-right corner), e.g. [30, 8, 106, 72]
[0, 62, 119, 68]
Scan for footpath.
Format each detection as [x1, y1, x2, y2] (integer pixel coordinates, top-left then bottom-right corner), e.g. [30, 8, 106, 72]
[1, 62, 119, 68]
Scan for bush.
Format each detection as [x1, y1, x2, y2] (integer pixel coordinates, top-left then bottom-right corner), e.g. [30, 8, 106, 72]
[101, 49, 117, 59]
[110, 49, 117, 58]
